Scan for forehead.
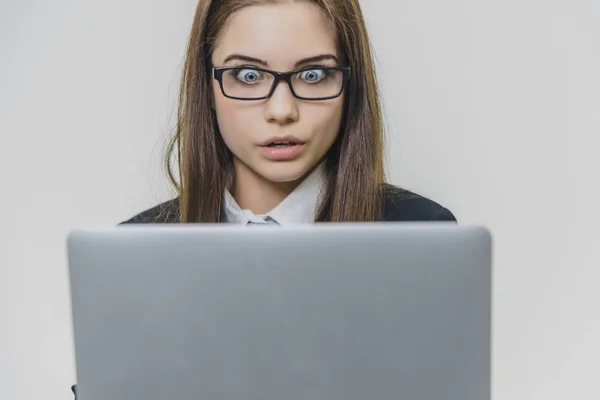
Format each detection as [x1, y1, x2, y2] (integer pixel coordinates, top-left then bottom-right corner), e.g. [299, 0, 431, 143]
[212, 2, 338, 69]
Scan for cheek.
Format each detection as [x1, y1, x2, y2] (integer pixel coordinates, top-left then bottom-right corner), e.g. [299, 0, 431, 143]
[307, 99, 344, 142]
[213, 88, 254, 146]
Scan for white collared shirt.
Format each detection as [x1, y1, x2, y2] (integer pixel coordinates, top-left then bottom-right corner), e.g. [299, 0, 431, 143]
[223, 164, 325, 226]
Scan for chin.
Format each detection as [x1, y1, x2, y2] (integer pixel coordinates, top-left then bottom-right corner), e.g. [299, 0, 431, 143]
[257, 162, 311, 183]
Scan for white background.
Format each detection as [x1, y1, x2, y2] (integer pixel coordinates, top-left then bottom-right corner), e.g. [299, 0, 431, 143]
[1, 1, 598, 399]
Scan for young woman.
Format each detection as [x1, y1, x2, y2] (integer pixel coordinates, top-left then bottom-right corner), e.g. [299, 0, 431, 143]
[73, 2, 456, 396]
[124, 0, 455, 224]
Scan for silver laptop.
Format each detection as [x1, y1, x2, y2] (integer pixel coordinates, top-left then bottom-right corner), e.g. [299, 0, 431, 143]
[68, 224, 491, 400]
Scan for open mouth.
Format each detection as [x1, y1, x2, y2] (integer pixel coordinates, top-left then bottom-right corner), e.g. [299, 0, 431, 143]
[260, 137, 306, 160]
[266, 141, 299, 148]
[260, 136, 305, 147]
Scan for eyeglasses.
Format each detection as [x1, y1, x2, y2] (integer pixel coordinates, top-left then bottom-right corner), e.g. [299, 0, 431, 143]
[211, 65, 351, 101]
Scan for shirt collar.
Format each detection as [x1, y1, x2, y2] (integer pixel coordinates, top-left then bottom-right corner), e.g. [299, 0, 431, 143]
[223, 163, 325, 226]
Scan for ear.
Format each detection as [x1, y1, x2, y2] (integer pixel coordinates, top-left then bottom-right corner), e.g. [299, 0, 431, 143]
[210, 94, 217, 119]
[206, 58, 217, 111]
[208, 87, 216, 112]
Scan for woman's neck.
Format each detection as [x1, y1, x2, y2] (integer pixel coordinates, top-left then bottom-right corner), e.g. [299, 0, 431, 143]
[231, 162, 302, 215]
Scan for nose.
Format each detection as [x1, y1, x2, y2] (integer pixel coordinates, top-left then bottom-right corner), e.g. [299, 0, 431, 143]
[264, 81, 299, 124]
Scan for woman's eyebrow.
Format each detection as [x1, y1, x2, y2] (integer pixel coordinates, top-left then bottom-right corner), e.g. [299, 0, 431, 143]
[221, 54, 339, 67]
[222, 54, 268, 66]
[294, 54, 339, 67]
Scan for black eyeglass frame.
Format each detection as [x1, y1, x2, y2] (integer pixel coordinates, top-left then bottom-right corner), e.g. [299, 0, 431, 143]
[210, 64, 351, 101]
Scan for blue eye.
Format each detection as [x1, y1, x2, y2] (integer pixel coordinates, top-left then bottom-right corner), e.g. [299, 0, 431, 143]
[299, 69, 326, 83]
[235, 68, 262, 83]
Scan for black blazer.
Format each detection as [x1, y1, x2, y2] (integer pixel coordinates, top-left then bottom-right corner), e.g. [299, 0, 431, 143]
[71, 185, 454, 398]
[121, 184, 456, 224]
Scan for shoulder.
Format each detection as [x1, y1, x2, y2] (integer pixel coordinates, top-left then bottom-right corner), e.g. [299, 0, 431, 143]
[121, 186, 456, 224]
[380, 184, 457, 222]
[120, 198, 180, 224]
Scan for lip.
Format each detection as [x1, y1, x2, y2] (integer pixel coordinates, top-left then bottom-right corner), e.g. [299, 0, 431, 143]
[259, 135, 305, 147]
[260, 143, 305, 160]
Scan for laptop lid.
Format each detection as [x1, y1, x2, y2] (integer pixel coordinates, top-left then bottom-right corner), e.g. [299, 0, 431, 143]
[68, 224, 491, 400]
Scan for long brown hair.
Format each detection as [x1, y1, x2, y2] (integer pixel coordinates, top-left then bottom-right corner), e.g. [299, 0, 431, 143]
[166, 0, 385, 222]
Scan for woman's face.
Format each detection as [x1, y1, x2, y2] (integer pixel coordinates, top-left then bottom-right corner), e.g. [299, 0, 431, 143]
[211, 1, 344, 185]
